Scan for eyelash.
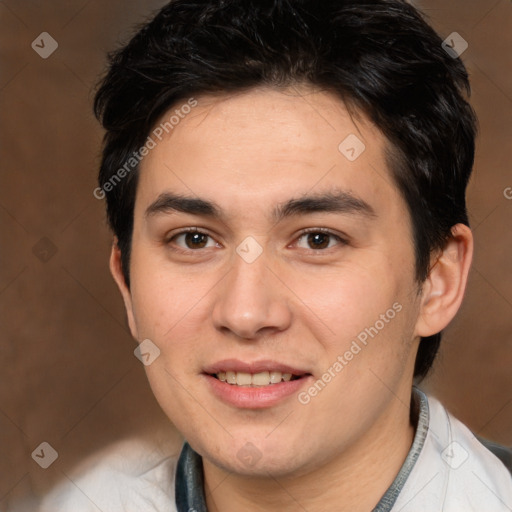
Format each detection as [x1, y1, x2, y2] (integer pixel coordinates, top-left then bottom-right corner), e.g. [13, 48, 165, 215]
[165, 227, 348, 254]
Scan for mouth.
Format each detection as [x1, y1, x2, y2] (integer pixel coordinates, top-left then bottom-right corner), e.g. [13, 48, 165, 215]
[209, 370, 306, 387]
[202, 359, 313, 408]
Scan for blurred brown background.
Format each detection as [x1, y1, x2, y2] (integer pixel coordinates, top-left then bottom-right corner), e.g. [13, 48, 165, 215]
[1, 0, 511, 510]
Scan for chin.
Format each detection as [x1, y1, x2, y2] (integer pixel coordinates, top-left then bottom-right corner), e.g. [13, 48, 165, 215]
[199, 433, 315, 478]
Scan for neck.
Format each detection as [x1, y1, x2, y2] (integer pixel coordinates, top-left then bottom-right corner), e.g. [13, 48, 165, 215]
[203, 390, 417, 512]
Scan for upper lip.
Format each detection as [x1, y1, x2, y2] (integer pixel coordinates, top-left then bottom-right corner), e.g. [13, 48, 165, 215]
[203, 359, 311, 376]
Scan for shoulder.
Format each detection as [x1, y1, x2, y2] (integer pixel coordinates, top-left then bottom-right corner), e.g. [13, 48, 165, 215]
[392, 391, 512, 512]
[427, 394, 512, 479]
[38, 437, 180, 512]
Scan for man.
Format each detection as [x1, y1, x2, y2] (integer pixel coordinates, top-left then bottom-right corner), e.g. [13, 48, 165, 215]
[41, 0, 512, 510]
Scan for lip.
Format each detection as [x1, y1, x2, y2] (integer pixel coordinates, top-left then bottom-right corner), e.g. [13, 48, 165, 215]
[202, 359, 313, 409]
[203, 359, 310, 376]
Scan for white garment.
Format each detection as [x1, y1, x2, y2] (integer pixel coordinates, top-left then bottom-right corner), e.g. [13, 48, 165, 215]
[391, 395, 512, 511]
[36, 393, 512, 512]
[37, 438, 178, 512]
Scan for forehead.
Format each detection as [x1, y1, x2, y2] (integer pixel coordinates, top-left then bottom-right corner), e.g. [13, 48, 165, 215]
[135, 86, 402, 220]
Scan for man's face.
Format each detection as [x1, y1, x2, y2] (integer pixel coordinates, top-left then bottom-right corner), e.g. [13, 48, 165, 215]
[119, 86, 424, 477]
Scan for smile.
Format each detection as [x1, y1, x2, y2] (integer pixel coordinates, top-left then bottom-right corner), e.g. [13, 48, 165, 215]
[202, 360, 313, 408]
[213, 371, 302, 386]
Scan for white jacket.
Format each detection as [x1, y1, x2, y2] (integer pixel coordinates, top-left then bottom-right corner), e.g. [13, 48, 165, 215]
[391, 393, 512, 511]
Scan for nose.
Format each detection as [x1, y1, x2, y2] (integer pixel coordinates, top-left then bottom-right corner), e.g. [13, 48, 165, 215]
[211, 246, 292, 340]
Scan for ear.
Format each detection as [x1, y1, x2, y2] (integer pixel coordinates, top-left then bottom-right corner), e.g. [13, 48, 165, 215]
[109, 238, 139, 340]
[414, 223, 473, 338]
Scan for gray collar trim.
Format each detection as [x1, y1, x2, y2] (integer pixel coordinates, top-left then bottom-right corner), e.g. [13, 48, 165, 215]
[372, 386, 430, 511]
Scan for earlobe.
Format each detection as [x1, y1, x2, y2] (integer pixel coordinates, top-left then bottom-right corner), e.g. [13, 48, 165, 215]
[109, 239, 139, 340]
[414, 224, 473, 337]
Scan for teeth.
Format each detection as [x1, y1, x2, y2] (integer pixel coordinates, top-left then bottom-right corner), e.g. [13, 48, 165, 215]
[270, 371, 282, 384]
[252, 371, 270, 385]
[236, 372, 252, 386]
[215, 370, 299, 386]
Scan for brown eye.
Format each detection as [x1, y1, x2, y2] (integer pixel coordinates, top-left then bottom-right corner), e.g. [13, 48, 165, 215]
[168, 230, 216, 250]
[183, 232, 209, 249]
[295, 229, 347, 251]
[306, 232, 330, 249]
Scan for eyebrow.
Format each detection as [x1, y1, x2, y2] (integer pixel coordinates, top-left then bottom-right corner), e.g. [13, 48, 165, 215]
[144, 188, 377, 223]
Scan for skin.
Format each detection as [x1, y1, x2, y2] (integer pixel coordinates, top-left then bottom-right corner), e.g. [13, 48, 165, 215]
[110, 86, 473, 511]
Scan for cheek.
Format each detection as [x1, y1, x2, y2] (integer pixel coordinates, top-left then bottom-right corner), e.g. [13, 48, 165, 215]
[127, 261, 217, 379]
[305, 259, 416, 380]
[129, 278, 170, 338]
[127, 242, 198, 337]
[308, 260, 400, 330]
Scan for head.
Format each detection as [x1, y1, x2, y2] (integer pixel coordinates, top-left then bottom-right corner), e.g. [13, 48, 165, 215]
[94, 0, 475, 477]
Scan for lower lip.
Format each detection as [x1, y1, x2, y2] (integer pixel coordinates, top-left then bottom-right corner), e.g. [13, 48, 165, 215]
[203, 374, 312, 409]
